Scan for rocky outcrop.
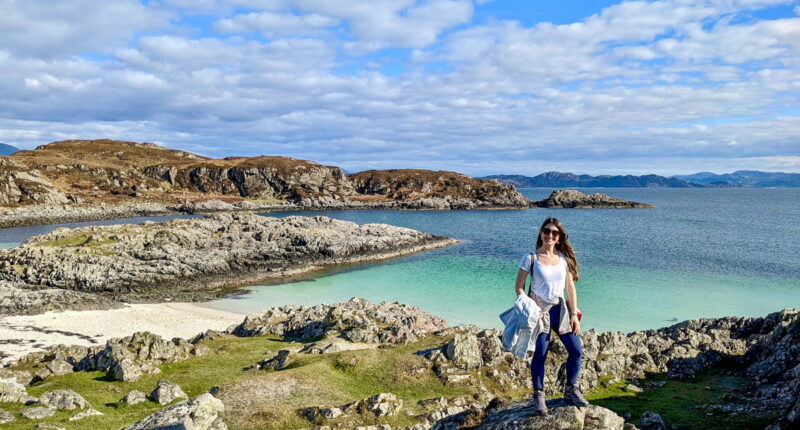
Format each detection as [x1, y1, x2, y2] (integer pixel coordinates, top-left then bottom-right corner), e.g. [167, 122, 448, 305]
[436, 398, 628, 430]
[1, 140, 532, 229]
[0, 213, 456, 304]
[125, 393, 226, 430]
[0, 158, 69, 205]
[20, 406, 55, 419]
[38, 389, 90, 410]
[0, 376, 35, 403]
[231, 297, 449, 344]
[0, 281, 122, 316]
[349, 169, 531, 209]
[533, 190, 654, 208]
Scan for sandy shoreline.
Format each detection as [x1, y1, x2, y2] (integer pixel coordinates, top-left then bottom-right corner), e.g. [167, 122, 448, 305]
[0, 302, 248, 365]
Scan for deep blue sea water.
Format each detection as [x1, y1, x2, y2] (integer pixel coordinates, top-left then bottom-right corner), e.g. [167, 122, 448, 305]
[2, 188, 798, 333]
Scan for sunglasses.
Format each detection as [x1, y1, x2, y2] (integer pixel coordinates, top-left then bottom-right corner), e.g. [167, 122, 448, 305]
[541, 228, 560, 236]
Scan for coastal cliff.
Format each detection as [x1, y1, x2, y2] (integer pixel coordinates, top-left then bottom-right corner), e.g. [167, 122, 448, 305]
[0, 299, 797, 429]
[0, 139, 531, 227]
[0, 213, 456, 313]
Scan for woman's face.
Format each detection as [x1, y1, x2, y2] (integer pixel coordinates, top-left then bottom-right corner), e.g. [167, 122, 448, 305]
[540, 223, 561, 246]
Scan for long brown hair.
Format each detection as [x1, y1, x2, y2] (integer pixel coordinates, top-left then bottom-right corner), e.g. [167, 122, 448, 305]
[535, 217, 580, 281]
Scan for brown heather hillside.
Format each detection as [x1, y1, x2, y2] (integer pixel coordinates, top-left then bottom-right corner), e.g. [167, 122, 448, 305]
[348, 169, 522, 201]
[0, 139, 530, 210]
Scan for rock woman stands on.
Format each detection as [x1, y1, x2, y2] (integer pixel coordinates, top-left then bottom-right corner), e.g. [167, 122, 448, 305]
[514, 217, 589, 414]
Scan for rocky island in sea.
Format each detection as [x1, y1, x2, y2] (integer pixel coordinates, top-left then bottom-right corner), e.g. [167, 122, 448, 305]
[0, 297, 797, 429]
[533, 190, 655, 209]
[0, 212, 455, 315]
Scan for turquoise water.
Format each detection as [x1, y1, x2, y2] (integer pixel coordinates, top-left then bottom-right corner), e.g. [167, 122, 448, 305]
[210, 188, 800, 333]
[1, 189, 798, 333]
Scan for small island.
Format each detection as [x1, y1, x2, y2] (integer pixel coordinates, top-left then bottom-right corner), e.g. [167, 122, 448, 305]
[0, 213, 456, 315]
[533, 189, 655, 209]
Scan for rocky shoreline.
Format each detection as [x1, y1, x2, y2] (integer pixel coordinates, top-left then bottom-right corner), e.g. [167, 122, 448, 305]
[0, 299, 797, 429]
[0, 213, 456, 314]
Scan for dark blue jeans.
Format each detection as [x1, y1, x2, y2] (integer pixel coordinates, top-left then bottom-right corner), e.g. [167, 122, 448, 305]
[530, 304, 582, 390]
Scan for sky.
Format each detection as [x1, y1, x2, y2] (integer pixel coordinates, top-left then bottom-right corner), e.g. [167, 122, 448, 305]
[0, 0, 798, 176]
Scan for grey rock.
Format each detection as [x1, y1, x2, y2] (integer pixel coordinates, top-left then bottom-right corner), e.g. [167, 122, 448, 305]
[69, 408, 104, 421]
[0, 368, 33, 385]
[320, 407, 344, 419]
[533, 189, 654, 209]
[259, 350, 291, 371]
[0, 376, 34, 403]
[362, 393, 403, 417]
[122, 390, 147, 405]
[639, 411, 666, 430]
[233, 297, 448, 346]
[149, 379, 188, 405]
[36, 424, 66, 430]
[625, 384, 643, 393]
[20, 406, 55, 419]
[0, 407, 15, 424]
[35, 358, 74, 380]
[0, 213, 456, 303]
[0, 280, 122, 316]
[445, 333, 483, 370]
[39, 389, 90, 410]
[125, 393, 226, 430]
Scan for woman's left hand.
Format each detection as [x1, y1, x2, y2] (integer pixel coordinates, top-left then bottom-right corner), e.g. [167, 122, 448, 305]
[570, 315, 581, 335]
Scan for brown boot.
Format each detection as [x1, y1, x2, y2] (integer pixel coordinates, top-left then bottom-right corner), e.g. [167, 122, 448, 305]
[564, 384, 590, 407]
[532, 389, 548, 415]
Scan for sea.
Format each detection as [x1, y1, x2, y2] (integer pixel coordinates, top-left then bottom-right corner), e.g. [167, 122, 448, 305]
[2, 188, 798, 333]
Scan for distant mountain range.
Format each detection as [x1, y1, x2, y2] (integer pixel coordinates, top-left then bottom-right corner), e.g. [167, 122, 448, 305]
[0, 143, 19, 155]
[672, 171, 800, 188]
[481, 171, 800, 188]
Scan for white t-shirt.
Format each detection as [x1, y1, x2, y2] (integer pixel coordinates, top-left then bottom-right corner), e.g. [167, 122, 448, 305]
[519, 252, 568, 304]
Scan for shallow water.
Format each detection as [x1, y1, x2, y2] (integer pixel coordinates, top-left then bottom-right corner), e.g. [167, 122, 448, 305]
[209, 188, 800, 332]
[1, 189, 798, 333]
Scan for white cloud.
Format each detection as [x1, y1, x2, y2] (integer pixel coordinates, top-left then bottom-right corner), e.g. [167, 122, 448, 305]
[213, 11, 338, 37]
[0, 0, 168, 58]
[0, 0, 797, 175]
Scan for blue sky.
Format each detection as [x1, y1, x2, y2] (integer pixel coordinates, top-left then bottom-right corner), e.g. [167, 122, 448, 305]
[0, 0, 798, 175]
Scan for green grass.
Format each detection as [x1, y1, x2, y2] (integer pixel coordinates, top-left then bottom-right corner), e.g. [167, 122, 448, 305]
[3, 334, 776, 430]
[36, 235, 119, 249]
[587, 367, 776, 430]
[1, 334, 479, 430]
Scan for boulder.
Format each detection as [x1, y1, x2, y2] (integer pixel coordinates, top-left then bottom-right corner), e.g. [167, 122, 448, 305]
[445, 333, 483, 370]
[122, 390, 147, 405]
[150, 380, 188, 405]
[39, 389, 91, 410]
[125, 393, 226, 430]
[0, 377, 35, 403]
[0, 368, 33, 385]
[69, 408, 104, 421]
[20, 406, 55, 419]
[639, 411, 666, 430]
[259, 350, 291, 371]
[35, 359, 74, 380]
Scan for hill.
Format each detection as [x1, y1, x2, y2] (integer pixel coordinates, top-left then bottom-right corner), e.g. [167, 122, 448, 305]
[0, 139, 530, 213]
[0, 143, 19, 155]
[673, 170, 800, 187]
[482, 172, 703, 188]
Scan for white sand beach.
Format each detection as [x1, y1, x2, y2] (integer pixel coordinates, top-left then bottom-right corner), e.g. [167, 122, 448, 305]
[0, 302, 248, 365]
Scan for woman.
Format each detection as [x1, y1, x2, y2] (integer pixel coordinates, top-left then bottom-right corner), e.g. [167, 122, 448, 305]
[514, 217, 589, 414]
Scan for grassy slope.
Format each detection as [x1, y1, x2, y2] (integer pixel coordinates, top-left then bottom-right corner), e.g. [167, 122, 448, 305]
[1, 334, 774, 430]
